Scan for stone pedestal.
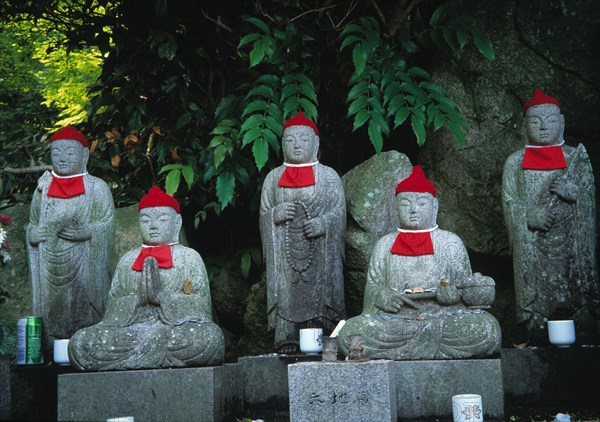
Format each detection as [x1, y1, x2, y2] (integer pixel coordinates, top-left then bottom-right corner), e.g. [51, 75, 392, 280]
[239, 354, 320, 419]
[288, 360, 396, 422]
[57, 364, 242, 422]
[394, 359, 504, 420]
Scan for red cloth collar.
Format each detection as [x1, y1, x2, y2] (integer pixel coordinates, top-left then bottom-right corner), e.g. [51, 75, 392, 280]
[390, 228, 436, 256]
[278, 163, 316, 188]
[47, 172, 86, 198]
[132, 244, 174, 271]
[522, 145, 567, 170]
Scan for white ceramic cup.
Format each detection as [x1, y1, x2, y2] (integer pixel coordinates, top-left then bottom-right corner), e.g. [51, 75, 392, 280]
[106, 417, 134, 422]
[299, 328, 323, 353]
[53, 339, 70, 366]
[452, 394, 483, 422]
[547, 320, 576, 347]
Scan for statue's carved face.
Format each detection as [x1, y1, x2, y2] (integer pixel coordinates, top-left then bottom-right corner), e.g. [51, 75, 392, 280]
[50, 139, 89, 176]
[525, 104, 564, 146]
[282, 125, 319, 164]
[396, 192, 438, 230]
[139, 206, 181, 246]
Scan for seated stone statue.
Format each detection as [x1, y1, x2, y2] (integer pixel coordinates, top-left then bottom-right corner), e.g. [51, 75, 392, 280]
[69, 187, 224, 370]
[337, 166, 501, 359]
[27, 126, 115, 355]
[260, 112, 346, 353]
[503, 89, 598, 344]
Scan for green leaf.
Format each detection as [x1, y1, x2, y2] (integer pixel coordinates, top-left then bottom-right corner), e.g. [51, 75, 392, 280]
[241, 126, 263, 147]
[159, 164, 184, 174]
[347, 95, 367, 117]
[255, 74, 279, 86]
[181, 166, 195, 190]
[429, 6, 446, 27]
[352, 108, 369, 132]
[245, 17, 270, 35]
[348, 81, 369, 101]
[264, 116, 282, 136]
[456, 29, 469, 49]
[352, 43, 368, 76]
[176, 112, 192, 130]
[283, 96, 300, 118]
[298, 98, 318, 119]
[448, 120, 467, 147]
[238, 32, 261, 49]
[281, 82, 299, 101]
[408, 67, 430, 79]
[252, 137, 269, 170]
[208, 135, 226, 148]
[246, 84, 274, 99]
[216, 171, 236, 209]
[214, 144, 227, 168]
[241, 251, 251, 279]
[165, 169, 181, 195]
[340, 23, 364, 38]
[371, 110, 390, 135]
[263, 127, 280, 151]
[442, 28, 460, 53]
[367, 119, 384, 153]
[242, 100, 269, 118]
[297, 82, 318, 103]
[393, 107, 411, 128]
[241, 114, 265, 133]
[402, 40, 418, 54]
[158, 38, 177, 60]
[433, 112, 446, 132]
[249, 37, 267, 67]
[472, 30, 495, 61]
[411, 114, 426, 146]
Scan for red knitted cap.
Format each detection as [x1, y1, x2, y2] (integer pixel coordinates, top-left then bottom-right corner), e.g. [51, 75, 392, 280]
[395, 166, 437, 197]
[50, 126, 89, 148]
[282, 112, 318, 136]
[523, 89, 561, 112]
[138, 186, 180, 214]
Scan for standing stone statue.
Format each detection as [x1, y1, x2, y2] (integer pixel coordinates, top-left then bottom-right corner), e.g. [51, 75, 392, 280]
[337, 166, 501, 359]
[26, 126, 115, 354]
[260, 112, 346, 353]
[503, 89, 598, 344]
[69, 187, 224, 370]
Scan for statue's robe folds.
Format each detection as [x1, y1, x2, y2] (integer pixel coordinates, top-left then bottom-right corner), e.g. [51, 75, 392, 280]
[503, 144, 599, 342]
[69, 245, 224, 370]
[338, 230, 501, 360]
[260, 163, 346, 346]
[27, 171, 115, 353]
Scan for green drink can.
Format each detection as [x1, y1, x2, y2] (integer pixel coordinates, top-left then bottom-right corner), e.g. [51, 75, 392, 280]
[16, 316, 44, 365]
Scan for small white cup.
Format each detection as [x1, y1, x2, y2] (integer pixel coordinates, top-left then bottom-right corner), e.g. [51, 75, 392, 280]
[452, 394, 483, 422]
[53, 339, 70, 366]
[547, 320, 576, 347]
[299, 328, 323, 353]
[106, 418, 134, 422]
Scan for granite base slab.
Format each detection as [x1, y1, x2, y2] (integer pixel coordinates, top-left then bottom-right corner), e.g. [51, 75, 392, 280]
[57, 364, 242, 422]
[393, 358, 504, 420]
[288, 360, 396, 422]
[239, 353, 321, 415]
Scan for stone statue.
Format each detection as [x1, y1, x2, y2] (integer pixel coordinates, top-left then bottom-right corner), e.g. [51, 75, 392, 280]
[69, 187, 224, 370]
[26, 126, 115, 354]
[337, 166, 501, 359]
[260, 112, 346, 353]
[503, 89, 599, 344]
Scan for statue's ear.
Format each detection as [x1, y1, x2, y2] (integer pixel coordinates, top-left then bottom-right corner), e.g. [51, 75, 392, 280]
[560, 114, 565, 140]
[312, 135, 320, 161]
[82, 147, 90, 169]
[174, 213, 183, 241]
[433, 197, 439, 220]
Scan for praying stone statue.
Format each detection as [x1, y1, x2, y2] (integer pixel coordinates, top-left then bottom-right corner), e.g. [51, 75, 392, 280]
[503, 89, 599, 344]
[337, 166, 501, 359]
[27, 126, 115, 355]
[260, 112, 346, 353]
[69, 187, 224, 370]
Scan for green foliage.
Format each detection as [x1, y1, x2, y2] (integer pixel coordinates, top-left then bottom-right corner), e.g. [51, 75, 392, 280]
[339, 8, 494, 152]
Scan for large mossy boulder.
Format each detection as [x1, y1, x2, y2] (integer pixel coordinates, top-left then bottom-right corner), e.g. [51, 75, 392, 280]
[341, 151, 412, 317]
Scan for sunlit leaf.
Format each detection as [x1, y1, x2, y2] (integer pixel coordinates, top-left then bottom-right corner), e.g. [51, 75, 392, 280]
[472, 30, 495, 61]
[165, 169, 181, 195]
[216, 170, 235, 209]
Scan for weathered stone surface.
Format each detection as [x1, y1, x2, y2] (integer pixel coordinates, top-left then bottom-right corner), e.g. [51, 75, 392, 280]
[211, 260, 250, 337]
[69, 194, 224, 370]
[239, 354, 320, 414]
[288, 360, 396, 422]
[27, 137, 116, 356]
[503, 99, 598, 344]
[57, 364, 242, 422]
[393, 359, 504, 420]
[341, 150, 412, 316]
[421, 0, 600, 258]
[338, 168, 501, 360]
[260, 122, 346, 352]
[0, 203, 190, 360]
[240, 277, 274, 356]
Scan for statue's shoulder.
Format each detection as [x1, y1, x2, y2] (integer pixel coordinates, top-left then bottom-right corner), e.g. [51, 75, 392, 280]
[434, 228, 464, 244]
[172, 244, 203, 263]
[118, 248, 141, 267]
[316, 163, 341, 179]
[505, 148, 525, 166]
[375, 232, 397, 251]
